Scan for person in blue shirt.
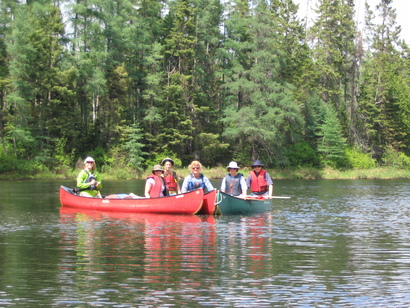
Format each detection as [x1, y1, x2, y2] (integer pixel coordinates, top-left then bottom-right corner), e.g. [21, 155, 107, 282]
[181, 160, 214, 193]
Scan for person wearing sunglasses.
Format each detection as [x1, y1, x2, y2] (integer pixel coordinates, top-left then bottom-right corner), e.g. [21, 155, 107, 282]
[76, 156, 102, 198]
[220, 161, 247, 198]
[145, 165, 169, 198]
[246, 160, 273, 198]
[181, 160, 214, 193]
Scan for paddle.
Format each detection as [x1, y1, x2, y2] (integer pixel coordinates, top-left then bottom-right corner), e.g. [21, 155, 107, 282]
[268, 196, 291, 199]
[244, 195, 291, 200]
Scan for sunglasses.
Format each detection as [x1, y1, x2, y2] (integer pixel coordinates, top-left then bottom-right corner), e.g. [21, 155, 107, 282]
[86, 161, 94, 164]
[192, 167, 200, 170]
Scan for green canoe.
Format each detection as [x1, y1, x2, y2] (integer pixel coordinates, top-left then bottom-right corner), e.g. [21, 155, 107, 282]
[216, 191, 272, 215]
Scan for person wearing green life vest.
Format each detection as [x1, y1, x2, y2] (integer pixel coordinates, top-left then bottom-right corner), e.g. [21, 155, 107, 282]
[76, 156, 102, 198]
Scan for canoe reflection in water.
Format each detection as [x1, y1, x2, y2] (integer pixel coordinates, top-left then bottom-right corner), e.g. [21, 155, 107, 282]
[59, 207, 217, 284]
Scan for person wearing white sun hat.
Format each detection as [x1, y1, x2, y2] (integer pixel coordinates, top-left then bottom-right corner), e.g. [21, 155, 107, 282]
[76, 156, 102, 198]
[220, 161, 247, 197]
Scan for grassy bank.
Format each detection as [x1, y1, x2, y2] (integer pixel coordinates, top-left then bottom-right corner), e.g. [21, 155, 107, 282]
[1, 166, 410, 181]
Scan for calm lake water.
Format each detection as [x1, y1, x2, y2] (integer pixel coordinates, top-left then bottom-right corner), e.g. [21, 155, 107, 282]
[1, 179, 410, 307]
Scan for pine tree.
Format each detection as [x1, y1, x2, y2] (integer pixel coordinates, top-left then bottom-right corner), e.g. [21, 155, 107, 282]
[6, 1, 66, 158]
[308, 0, 358, 143]
[359, 0, 409, 158]
[316, 103, 347, 167]
[221, 0, 303, 166]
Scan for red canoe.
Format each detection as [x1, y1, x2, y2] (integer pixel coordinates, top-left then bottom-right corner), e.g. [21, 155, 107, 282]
[197, 189, 217, 215]
[59, 186, 204, 215]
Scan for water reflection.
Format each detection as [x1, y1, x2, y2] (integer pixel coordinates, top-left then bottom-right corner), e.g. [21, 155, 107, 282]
[59, 208, 217, 300]
[2, 180, 410, 306]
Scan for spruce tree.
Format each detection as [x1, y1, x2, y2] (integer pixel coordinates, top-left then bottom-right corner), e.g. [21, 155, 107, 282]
[222, 0, 303, 166]
[359, 0, 409, 158]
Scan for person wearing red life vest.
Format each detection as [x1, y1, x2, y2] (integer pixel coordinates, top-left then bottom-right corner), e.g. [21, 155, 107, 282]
[246, 160, 273, 198]
[161, 157, 181, 195]
[145, 165, 169, 198]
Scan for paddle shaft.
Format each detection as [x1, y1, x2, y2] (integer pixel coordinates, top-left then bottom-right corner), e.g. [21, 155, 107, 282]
[269, 196, 290, 199]
[245, 195, 290, 200]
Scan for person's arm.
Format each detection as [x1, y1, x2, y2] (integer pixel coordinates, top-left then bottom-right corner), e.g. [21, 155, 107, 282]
[94, 172, 102, 190]
[145, 180, 153, 198]
[240, 176, 248, 196]
[77, 170, 90, 190]
[266, 172, 274, 197]
[203, 176, 214, 191]
[268, 184, 273, 198]
[246, 174, 251, 189]
[220, 177, 226, 192]
[175, 172, 181, 194]
[181, 177, 188, 193]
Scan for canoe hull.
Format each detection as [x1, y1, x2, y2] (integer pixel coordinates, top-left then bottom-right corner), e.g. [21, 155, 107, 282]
[197, 189, 217, 215]
[59, 186, 203, 215]
[216, 191, 272, 215]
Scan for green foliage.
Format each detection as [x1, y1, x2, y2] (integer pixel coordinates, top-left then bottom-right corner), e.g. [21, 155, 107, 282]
[88, 147, 114, 169]
[288, 141, 321, 167]
[0, 153, 48, 174]
[222, 0, 303, 165]
[54, 138, 75, 168]
[231, 143, 253, 168]
[152, 150, 183, 168]
[195, 133, 230, 166]
[345, 147, 376, 169]
[145, 150, 183, 170]
[122, 124, 146, 171]
[381, 146, 410, 169]
[0, 0, 409, 176]
[316, 104, 348, 168]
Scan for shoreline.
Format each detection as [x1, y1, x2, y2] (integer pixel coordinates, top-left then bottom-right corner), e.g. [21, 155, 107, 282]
[1, 166, 410, 181]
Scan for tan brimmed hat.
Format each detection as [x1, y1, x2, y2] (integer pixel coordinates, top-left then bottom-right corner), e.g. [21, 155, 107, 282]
[152, 164, 164, 173]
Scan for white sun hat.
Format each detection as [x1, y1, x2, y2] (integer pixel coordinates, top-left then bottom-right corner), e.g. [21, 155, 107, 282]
[84, 156, 95, 164]
[226, 161, 240, 170]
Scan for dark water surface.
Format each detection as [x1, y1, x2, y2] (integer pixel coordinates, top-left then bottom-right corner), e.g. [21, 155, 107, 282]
[1, 179, 410, 307]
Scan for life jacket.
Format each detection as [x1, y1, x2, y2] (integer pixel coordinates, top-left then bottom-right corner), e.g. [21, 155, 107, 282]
[84, 171, 96, 183]
[147, 175, 167, 198]
[80, 170, 98, 191]
[187, 174, 207, 192]
[250, 169, 268, 192]
[163, 171, 178, 191]
[224, 173, 244, 196]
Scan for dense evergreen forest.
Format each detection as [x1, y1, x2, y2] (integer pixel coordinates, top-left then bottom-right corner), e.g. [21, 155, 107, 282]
[1, 0, 410, 176]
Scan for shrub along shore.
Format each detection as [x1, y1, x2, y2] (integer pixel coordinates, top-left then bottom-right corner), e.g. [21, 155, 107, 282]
[2, 166, 410, 181]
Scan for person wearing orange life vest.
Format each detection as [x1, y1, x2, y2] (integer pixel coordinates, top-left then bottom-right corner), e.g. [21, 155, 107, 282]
[246, 160, 273, 198]
[145, 165, 169, 198]
[220, 161, 247, 198]
[161, 157, 181, 195]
